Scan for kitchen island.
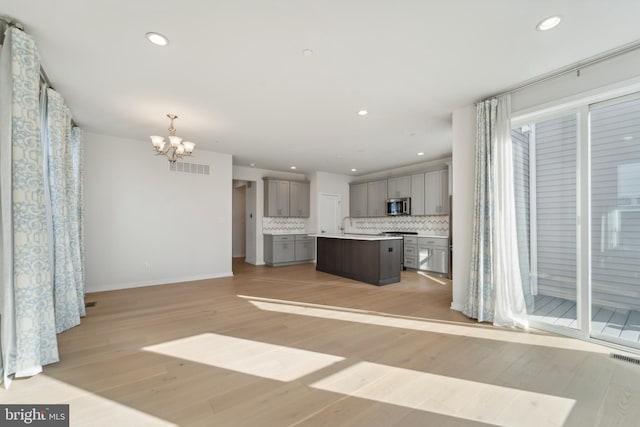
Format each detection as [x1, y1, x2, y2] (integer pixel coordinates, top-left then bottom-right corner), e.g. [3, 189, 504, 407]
[311, 234, 403, 286]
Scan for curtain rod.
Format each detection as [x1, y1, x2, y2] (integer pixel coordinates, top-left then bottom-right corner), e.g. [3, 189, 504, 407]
[480, 38, 640, 103]
[1, 16, 78, 127]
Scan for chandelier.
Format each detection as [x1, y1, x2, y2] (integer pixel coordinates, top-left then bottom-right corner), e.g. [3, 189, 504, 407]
[150, 114, 195, 163]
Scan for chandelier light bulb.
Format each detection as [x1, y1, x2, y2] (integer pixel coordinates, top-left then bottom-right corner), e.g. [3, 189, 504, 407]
[149, 113, 196, 163]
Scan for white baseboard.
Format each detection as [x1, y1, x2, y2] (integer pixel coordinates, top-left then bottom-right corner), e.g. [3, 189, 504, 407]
[86, 271, 234, 293]
[450, 301, 465, 312]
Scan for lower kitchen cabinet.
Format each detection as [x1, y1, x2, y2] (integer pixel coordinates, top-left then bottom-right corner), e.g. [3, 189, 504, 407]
[403, 236, 418, 269]
[404, 236, 448, 274]
[316, 236, 402, 286]
[264, 234, 315, 266]
[294, 235, 315, 262]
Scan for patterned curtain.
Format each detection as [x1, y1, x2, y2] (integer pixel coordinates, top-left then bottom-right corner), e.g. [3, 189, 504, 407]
[464, 99, 496, 322]
[464, 95, 529, 328]
[0, 27, 59, 385]
[46, 89, 85, 332]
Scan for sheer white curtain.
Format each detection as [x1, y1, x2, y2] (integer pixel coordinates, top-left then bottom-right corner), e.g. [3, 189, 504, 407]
[465, 95, 529, 328]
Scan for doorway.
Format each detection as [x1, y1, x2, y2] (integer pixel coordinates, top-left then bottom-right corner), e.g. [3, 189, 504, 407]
[318, 193, 341, 234]
[232, 181, 247, 258]
[232, 180, 258, 265]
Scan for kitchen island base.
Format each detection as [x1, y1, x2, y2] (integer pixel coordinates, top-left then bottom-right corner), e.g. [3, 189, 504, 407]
[315, 235, 402, 286]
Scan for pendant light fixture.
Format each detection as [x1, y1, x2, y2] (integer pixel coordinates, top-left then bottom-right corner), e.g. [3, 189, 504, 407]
[150, 114, 195, 163]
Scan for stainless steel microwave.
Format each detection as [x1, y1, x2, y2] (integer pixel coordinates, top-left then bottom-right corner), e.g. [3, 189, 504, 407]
[386, 198, 411, 216]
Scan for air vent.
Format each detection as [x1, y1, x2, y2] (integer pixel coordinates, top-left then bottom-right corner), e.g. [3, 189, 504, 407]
[610, 353, 640, 366]
[168, 161, 210, 175]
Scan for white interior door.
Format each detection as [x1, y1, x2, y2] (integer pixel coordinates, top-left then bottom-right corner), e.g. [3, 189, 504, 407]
[318, 193, 341, 234]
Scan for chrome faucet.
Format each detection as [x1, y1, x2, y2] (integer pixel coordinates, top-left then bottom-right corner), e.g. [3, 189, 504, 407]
[340, 216, 353, 234]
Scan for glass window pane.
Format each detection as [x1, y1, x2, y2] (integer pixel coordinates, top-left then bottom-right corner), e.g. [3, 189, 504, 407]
[512, 113, 578, 328]
[590, 95, 640, 348]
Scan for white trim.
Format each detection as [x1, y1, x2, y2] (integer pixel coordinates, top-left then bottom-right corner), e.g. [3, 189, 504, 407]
[577, 104, 591, 340]
[450, 301, 464, 312]
[86, 272, 234, 293]
[528, 125, 538, 295]
[589, 90, 640, 111]
[512, 75, 640, 124]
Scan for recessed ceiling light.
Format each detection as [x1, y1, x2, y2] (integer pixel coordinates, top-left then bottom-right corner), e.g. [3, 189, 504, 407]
[357, 110, 368, 116]
[250, 163, 255, 167]
[536, 16, 561, 31]
[417, 152, 425, 156]
[623, 136, 633, 140]
[146, 32, 169, 46]
[290, 166, 297, 170]
[351, 168, 357, 172]
[302, 48, 313, 56]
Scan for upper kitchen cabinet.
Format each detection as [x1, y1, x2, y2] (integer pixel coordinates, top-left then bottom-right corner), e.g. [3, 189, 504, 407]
[289, 181, 310, 217]
[410, 173, 425, 215]
[264, 178, 290, 217]
[424, 169, 449, 215]
[350, 183, 368, 217]
[367, 179, 388, 217]
[387, 176, 411, 198]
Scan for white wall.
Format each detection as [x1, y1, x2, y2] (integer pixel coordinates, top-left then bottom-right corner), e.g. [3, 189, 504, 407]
[451, 105, 476, 312]
[353, 158, 451, 182]
[232, 165, 307, 265]
[512, 49, 640, 115]
[84, 132, 233, 292]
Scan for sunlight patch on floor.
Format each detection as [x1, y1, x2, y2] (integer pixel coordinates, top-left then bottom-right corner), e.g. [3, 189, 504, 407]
[0, 374, 176, 426]
[143, 333, 344, 382]
[240, 295, 610, 354]
[416, 270, 448, 285]
[310, 361, 575, 427]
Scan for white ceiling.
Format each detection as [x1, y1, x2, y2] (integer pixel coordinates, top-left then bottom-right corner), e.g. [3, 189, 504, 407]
[3, 1, 640, 175]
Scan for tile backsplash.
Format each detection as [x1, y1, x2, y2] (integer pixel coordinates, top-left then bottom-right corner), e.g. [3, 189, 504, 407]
[347, 215, 449, 236]
[263, 215, 449, 236]
[262, 217, 308, 233]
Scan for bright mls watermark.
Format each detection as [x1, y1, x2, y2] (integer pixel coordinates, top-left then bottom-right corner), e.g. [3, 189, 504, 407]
[0, 405, 69, 426]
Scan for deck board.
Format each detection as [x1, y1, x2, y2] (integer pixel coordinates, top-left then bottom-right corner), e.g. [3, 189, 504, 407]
[531, 294, 640, 347]
[620, 310, 640, 343]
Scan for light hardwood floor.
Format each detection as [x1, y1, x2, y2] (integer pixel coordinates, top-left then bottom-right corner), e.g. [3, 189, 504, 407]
[2, 259, 640, 426]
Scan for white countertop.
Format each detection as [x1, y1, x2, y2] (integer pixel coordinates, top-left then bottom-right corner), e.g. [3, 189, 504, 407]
[262, 232, 309, 235]
[310, 233, 403, 241]
[414, 234, 448, 239]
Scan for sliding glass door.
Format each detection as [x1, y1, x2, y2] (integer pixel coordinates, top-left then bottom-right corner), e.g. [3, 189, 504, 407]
[512, 91, 640, 350]
[512, 113, 579, 331]
[590, 95, 640, 349]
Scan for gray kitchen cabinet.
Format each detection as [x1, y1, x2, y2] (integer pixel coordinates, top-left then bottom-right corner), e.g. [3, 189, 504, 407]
[264, 235, 294, 265]
[264, 179, 290, 217]
[367, 179, 388, 217]
[387, 176, 411, 198]
[350, 183, 368, 217]
[265, 234, 314, 266]
[264, 178, 310, 217]
[403, 235, 418, 269]
[294, 234, 315, 261]
[410, 173, 425, 215]
[424, 169, 449, 215]
[316, 236, 402, 286]
[417, 236, 448, 274]
[290, 181, 310, 217]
